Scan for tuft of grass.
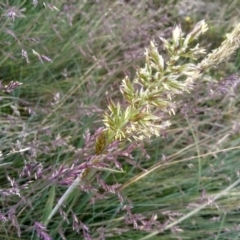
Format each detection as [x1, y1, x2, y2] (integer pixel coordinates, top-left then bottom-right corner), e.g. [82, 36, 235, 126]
[1, 0, 240, 240]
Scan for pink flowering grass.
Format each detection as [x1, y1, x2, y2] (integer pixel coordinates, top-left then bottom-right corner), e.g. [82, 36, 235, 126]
[1, 1, 240, 240]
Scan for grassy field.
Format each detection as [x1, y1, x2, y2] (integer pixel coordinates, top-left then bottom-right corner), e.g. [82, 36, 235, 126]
[1, 0, 240, 239]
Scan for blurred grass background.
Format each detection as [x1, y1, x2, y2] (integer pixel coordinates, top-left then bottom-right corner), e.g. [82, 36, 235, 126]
[1, 0, 240, 239]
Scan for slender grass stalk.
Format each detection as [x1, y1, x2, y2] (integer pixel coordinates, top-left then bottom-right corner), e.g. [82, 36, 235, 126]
[45, 173, 83, 225]
[119, 145, 240, 191]
[140, 176, 240, 240]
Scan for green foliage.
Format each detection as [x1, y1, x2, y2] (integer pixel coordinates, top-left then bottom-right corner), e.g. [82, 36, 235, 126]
[1, 1, 240, 240]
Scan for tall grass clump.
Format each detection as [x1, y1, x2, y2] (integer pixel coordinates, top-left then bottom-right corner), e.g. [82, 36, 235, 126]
[1, 1, 240, 239]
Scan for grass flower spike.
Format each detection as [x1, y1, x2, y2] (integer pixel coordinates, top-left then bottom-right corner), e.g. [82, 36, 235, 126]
[101, 20, 208, 144]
